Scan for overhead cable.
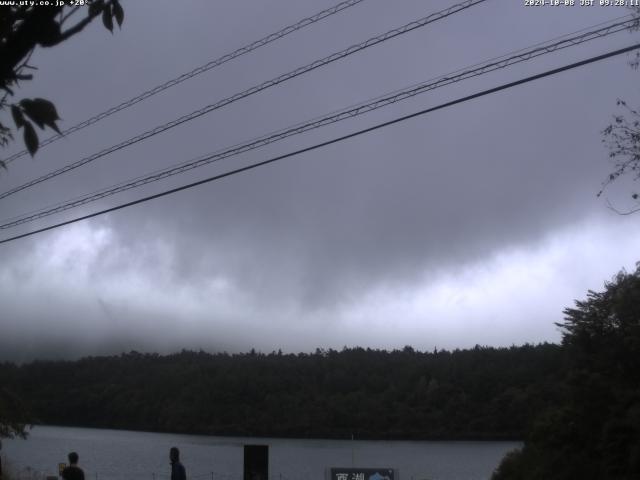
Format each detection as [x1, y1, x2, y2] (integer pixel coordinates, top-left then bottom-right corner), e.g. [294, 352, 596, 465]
[0, 0, 487, 200]
[1, 15, 635, 229]
[2, 0, 368, 166]
[1, 42, 638, 245]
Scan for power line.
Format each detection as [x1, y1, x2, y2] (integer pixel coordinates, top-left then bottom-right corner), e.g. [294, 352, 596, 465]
[2, 0, 368, 166]
[0, 0, 487, 201]
[1, 15, 635, 230]
[1, 42, 638, 246]
[1, 15, 633, 227]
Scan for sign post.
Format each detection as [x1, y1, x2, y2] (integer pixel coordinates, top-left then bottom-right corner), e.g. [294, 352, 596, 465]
[244, 444, 268, 480]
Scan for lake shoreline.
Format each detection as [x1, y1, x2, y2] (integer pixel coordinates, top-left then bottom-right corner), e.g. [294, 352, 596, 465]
[25, 423, 524, 443]
[5, 425, 520, 480]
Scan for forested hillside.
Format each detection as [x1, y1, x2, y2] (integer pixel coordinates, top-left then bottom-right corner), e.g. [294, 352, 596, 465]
[493, 266, 640, 479]
[0, 343, 565, 440]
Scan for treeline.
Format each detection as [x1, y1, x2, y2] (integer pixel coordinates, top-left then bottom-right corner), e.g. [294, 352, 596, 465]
[0, 343, 567, 440]
[492, 266, 640, 480]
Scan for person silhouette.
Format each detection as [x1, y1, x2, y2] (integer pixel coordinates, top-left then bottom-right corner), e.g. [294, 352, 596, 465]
[170, 447, 186, 480]
[61, 452, 84, 480]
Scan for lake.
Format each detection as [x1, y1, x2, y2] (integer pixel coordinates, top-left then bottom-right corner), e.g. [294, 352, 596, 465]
[2, 426, 519, 480]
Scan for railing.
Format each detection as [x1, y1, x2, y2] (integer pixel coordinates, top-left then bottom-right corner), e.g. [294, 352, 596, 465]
[4, 467, 318, 480]
[5, 463, 49, 480]
[5, 462, 427, 480]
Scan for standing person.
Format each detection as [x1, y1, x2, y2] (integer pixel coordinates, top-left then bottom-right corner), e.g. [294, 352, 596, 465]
[61, 452, 84, 480]
[170, 447, 186, 480]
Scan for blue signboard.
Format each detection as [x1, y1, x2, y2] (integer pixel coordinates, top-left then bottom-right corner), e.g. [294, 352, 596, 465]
[330, 468, 394, 480]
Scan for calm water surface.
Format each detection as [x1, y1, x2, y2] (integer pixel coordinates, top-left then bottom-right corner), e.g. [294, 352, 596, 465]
[2, 426, 520, 480]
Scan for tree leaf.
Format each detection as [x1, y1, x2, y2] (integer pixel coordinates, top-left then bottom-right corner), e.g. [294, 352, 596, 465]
[113, 0, 124, 27]
[11, 105, 25, 129]
[19, 98, 61, 134]
[23, 122, 38, 156]
[89, 0, 105, 17]
[19, 99, 44, 129]
[102, 3, 113, 32]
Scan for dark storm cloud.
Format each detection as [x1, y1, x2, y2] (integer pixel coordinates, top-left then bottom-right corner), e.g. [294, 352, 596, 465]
[1, 0, 639, 360]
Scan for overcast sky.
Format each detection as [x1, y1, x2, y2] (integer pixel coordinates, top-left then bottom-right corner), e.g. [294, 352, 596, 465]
[0, 0, 639, 362]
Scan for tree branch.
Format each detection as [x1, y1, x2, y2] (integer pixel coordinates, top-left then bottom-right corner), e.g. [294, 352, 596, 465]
[0, 8, 61, 79]
[605, 198, 640, 215]
[57, 8, 103, 43]
[59, 5, 81, 26]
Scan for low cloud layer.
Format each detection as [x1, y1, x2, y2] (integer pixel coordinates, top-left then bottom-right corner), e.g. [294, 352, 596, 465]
[1, 212, 637, 362]
[1, 0, 639, 361]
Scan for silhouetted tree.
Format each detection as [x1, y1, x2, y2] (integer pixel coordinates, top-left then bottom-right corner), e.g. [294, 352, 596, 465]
[0, 386, 30, 439]
[599, 8, 640, 213]
[601, 99, 640, 214]
[0, 0, 124, 164]
[493, 264, 640, 480]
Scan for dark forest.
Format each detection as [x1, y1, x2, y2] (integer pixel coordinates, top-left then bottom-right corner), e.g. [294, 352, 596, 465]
[1, 343, 564, 440]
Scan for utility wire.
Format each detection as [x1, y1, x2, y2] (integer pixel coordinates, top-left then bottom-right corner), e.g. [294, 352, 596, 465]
[0, 15, 635, 229]
[0, 0, 487, 201]
[1, 15, 632, 226]
[1, 0, 368, 166]
[1, 42, 638, 246]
